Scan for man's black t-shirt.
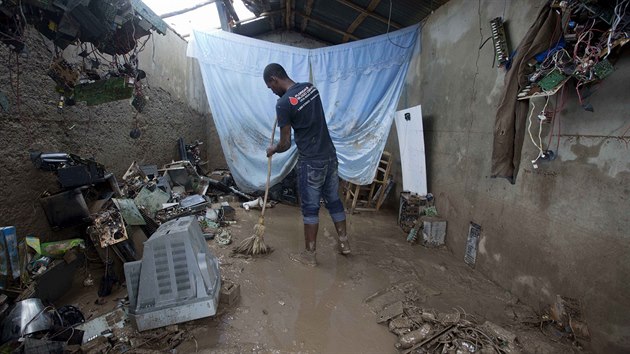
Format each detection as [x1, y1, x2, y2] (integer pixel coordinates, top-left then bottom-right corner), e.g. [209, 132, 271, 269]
[276, 82, 336, 161]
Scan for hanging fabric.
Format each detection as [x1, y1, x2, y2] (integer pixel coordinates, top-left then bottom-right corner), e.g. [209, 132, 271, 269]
[310, 25, 420, 185]
[491, 4, 562, 183]
[187, 30, 309, 192]
[188, 25, 420, 191]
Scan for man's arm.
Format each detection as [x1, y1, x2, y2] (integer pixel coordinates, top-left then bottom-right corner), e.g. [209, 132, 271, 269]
[267, 125, 292, 157]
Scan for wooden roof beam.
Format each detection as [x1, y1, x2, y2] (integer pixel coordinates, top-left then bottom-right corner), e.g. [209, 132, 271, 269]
[295, 12, 359, 41]
[301, 0, 315, 31]
[160, 0, 217, 19]
[230, 10, 282, 27]
[285, 0, 292, 29]
[334, 0, 401, 29]
[343, 0, 382, 42]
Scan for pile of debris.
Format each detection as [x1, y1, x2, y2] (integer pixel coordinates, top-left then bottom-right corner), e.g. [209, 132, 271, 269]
[0, 298, 196, 353]
[29, 147, 257, 251]
[539, 295, 591, 349]
[366, 280, 592, 353]
[0, 145, 254, 351]
[399, 192, 448, 248]
[387, 308, 518, 353]
[366, 281, 519, 353]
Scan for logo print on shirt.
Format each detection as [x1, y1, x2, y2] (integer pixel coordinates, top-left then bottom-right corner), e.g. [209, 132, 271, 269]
[289, 97, 299, 105]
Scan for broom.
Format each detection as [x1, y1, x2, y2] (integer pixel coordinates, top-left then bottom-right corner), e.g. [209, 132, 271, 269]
[233, 117, 277, 255]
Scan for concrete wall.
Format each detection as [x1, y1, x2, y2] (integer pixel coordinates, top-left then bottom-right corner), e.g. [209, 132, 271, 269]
[137, 29, 227, 171]
[137, 30, 210, 114]
[388, 0, 629, 352]
[0, 28, 215, 240]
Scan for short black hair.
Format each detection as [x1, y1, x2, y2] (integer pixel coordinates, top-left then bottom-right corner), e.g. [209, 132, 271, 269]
[263, 63, 288, 82]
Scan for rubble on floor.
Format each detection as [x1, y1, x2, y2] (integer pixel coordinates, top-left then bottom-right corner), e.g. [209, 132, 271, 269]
[0, 147, 259, 351]
[0, 148, 591, 352]
[366, 280, 590, 353]
[540, 295, 591, 349]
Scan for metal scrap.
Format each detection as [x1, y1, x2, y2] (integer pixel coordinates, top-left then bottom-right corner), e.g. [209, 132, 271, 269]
[122, 161, 150, 197]
[396, 323, 432, 349]
[88, 210, 129, 248]
[134, 186, 171, 218]
[180, 194, 208, 208]
[77, 308, 128, 344]
[75, 307, 193, 353]
[113, 198, 146, 226]
[47, 57, 79, 91]
[163, 160, 209, 195]
[399, 192, 432, 233]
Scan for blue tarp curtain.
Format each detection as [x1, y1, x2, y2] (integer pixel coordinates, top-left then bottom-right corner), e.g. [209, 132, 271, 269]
[187, 25, 419, 192]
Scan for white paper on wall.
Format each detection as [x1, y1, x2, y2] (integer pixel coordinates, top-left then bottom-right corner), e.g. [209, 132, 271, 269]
[394, 105, 427, 195]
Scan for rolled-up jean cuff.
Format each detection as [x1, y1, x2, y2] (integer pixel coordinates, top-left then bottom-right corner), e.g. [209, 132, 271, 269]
[330, 212, 346, 223]
[303, 215, 319, 224]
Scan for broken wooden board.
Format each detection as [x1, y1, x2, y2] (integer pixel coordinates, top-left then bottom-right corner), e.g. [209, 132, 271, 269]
[377, 301, 404, 324]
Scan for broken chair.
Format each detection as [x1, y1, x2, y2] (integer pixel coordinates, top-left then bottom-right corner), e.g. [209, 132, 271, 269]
[344, 151, 393, 214]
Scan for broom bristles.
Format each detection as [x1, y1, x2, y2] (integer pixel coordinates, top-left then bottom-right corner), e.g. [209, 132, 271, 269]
[253, 223, 265, 237]
[232, 220, 270, 256]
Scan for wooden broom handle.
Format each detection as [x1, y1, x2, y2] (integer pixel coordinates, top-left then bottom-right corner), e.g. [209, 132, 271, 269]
[261, 117, 278, 217]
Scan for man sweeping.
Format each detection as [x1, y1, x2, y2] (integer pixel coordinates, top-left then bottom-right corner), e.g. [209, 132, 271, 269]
[263, 63, 351, 266]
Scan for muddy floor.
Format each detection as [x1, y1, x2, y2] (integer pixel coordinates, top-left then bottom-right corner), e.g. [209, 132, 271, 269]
[58, 204, 587, 353]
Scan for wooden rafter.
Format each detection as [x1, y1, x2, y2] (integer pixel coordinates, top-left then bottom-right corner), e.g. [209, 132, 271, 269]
[295, 12, 359, 41]
[334, 0, 401, 29]
[342, 0, 381, 42]
[301, 0, 315, 32]
[269, 14, 276, 30]
[160, 0, 217, 19]
[285, 0, 292, 29]
[216, 1, 230, 31]
[231, 10, 282, 27]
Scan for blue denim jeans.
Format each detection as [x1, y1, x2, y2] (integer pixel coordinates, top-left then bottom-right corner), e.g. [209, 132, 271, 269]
[297, 157, 346, 225]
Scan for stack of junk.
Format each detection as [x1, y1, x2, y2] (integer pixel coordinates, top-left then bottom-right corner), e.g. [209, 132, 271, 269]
[0, 137, 267, 352]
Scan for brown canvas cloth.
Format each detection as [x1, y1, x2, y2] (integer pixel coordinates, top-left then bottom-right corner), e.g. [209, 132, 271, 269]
[491, 4, 562, 183]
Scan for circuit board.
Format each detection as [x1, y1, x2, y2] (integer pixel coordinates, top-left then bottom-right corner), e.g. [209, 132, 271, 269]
[490, 17, 510, 67]
[74, 77, 134, 106]
[538, 69, 567, 91]
[593, 59, 614, 80]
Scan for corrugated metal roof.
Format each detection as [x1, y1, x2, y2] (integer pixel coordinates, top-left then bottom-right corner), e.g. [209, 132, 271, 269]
[232, 0, 449, 44]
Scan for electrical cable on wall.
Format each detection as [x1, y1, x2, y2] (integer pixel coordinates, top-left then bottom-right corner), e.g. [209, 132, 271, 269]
[526, 100, 539, 165]
[515, 0, 628, 105]
[386, 0, 415, 49]
[527, 96, 554, 168]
